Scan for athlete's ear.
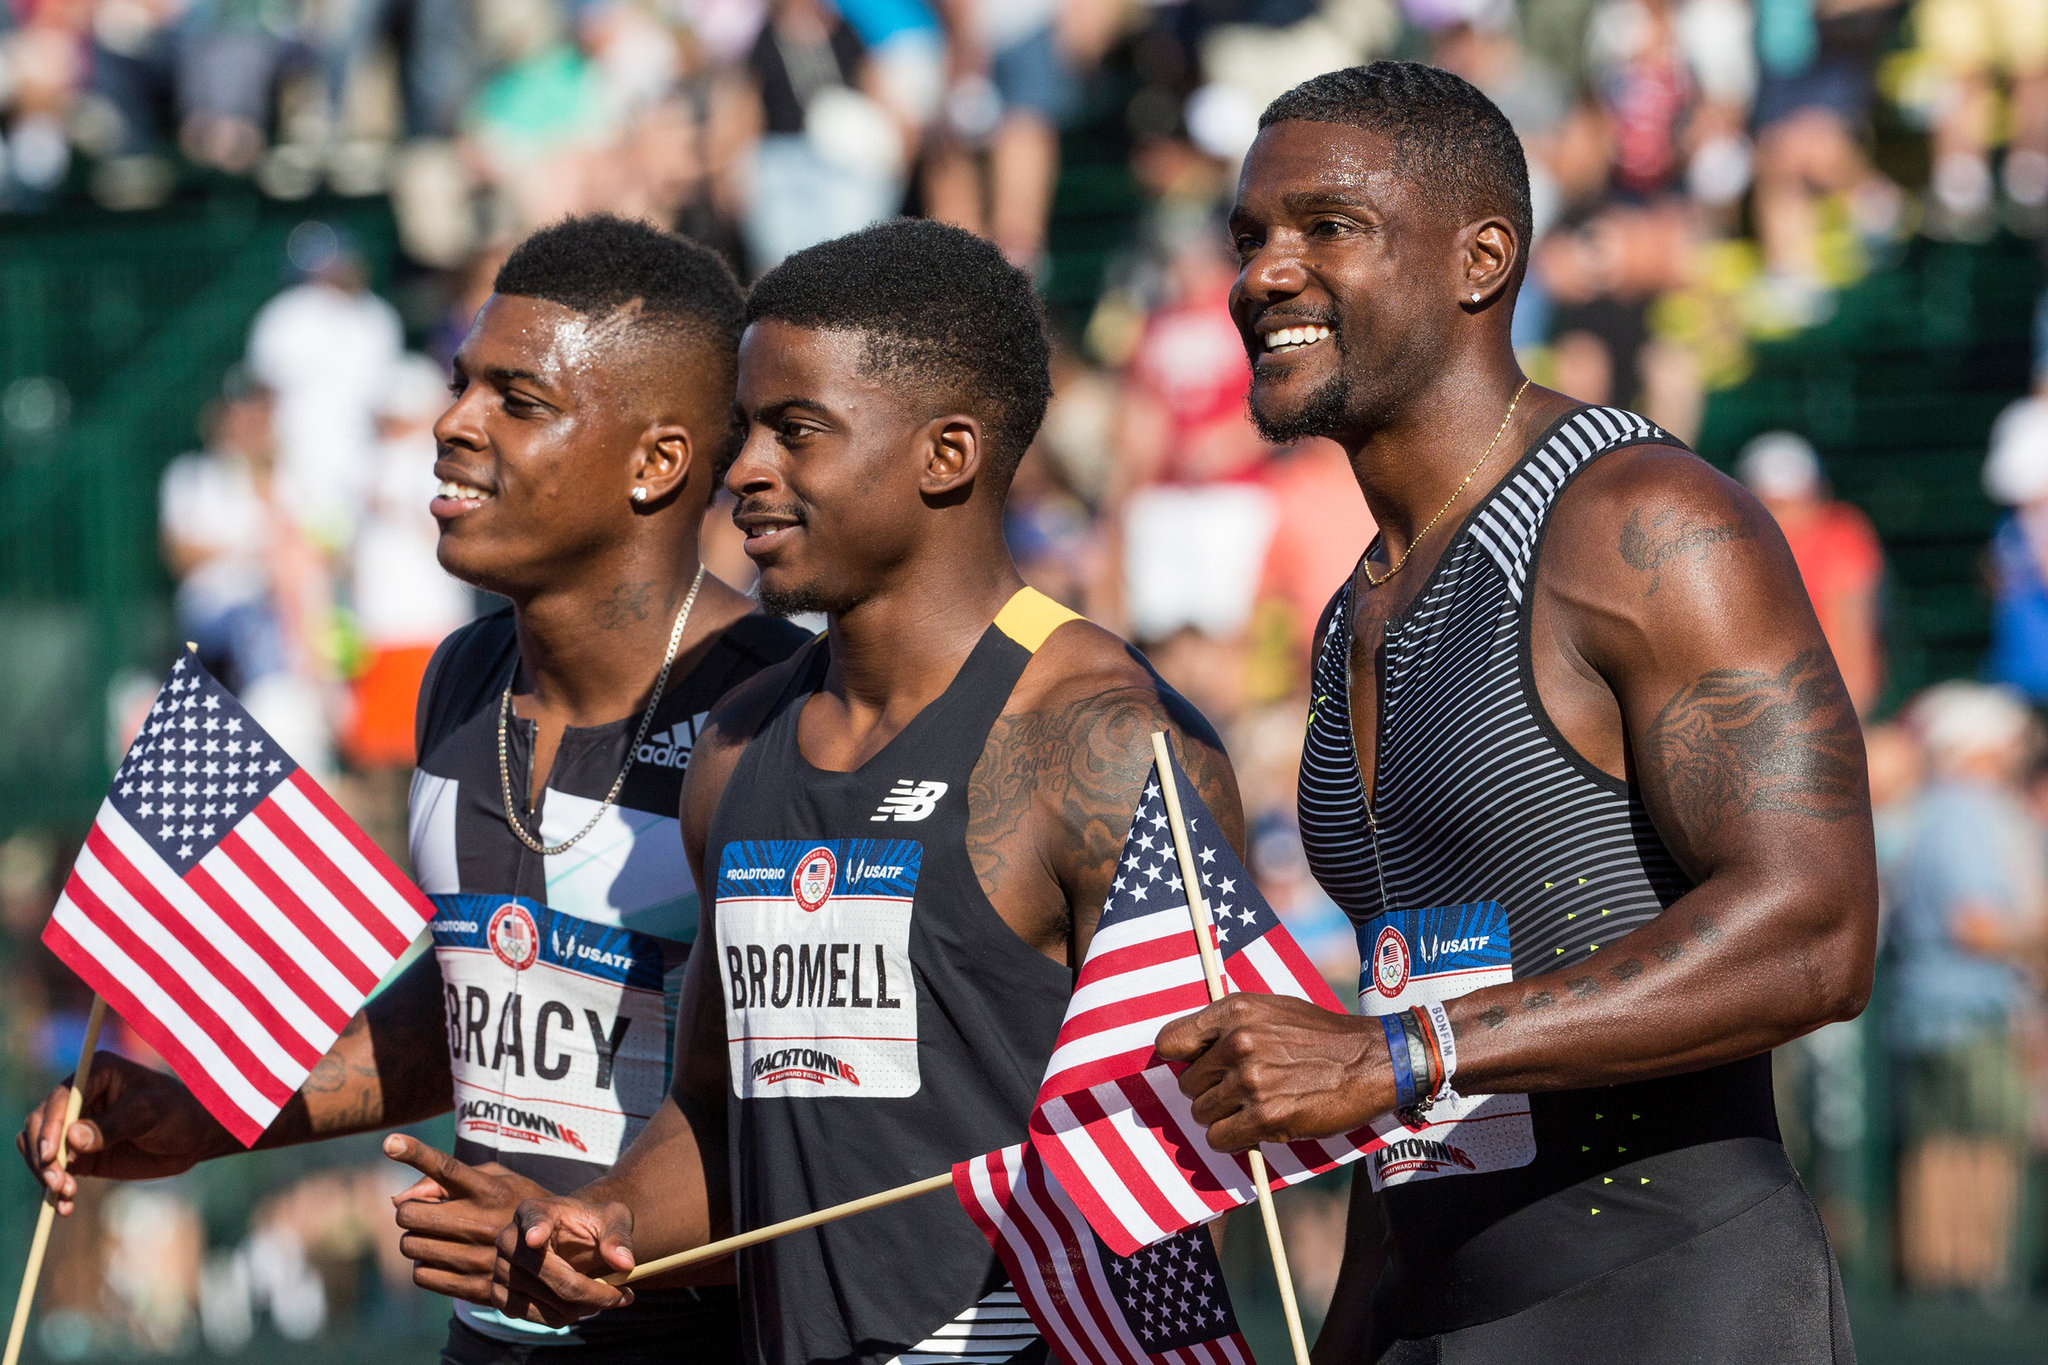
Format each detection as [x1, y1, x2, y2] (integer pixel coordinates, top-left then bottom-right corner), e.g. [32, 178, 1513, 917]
[919, 415, 984, 501]
[631, 422, 697, 509]
[1459, 215, 1518, 312]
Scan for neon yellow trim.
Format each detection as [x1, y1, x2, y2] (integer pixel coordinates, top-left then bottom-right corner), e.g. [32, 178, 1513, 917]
[993, 587, 1083, 653]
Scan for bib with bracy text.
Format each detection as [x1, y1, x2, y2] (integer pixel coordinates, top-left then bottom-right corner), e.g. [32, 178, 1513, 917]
[717, 838, 921, 1098]
[1356, 901, 1535, 1187]
[431, 894, 677, 1164]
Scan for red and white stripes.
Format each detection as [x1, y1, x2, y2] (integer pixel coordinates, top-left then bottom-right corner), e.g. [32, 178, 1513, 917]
[45, 770, 434, 1146]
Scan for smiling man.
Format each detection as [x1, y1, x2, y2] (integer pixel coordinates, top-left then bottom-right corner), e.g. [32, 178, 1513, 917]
[479, 218, 1244, 1365]
[1151, 64, 1877, 1363]
[19, 215, 807, 1365]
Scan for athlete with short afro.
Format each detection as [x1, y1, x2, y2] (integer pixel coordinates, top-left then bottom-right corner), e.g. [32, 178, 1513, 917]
[22, 214, 810, 1365]
[489, 219, 1248, 1365]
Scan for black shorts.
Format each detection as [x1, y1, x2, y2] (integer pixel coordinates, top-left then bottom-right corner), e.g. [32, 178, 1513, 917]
[441, 1311, 746, 1365]
[1369, 1178, 1855, 1365]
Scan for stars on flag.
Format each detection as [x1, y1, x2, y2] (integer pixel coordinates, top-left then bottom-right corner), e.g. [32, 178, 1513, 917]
[109, 660, 293, 864]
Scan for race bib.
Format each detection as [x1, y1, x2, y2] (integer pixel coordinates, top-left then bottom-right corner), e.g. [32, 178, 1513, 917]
[1357, 902, 1535, 1187]
[716, 839, 921, 1099]
[431, 894, 678, 1163]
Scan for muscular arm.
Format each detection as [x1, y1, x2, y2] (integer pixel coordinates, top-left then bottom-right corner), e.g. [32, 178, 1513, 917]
[1161, 448, 1878, 1147]
[969, 630, 1247, 962]
[21, 946, 452, 1210]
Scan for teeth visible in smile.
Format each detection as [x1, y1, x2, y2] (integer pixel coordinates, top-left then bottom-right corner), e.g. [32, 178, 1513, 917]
[1264, 325, 1332, 352]
[438, 480, 491, 501]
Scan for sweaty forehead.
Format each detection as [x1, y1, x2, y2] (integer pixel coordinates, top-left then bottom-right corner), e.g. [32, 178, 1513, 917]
[1232, 121, 1420, 222]
[462, 295, 617, 386]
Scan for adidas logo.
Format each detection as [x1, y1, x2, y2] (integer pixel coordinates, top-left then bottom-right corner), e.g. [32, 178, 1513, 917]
[872, 780, 948, 822]
[635, 713, 708, 770]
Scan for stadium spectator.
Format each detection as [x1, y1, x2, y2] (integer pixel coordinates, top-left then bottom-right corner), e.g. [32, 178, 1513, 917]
[1888, 682, 2044, 1297]
[158, 368, 336, 775]
[734, 0, 904, 270]
[922, 0, 1088, 268]
[1914, 0, 2048, 235]
[1982, 396, 2048, 702]
[245, 223, 405, 551]
[1739, 430, 1885, 714]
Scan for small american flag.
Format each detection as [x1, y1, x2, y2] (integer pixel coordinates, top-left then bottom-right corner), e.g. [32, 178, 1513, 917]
[1028, 752, 1398, 1255]
[954, 1143, 1253, 1365]
[42, 655, 435, 1146]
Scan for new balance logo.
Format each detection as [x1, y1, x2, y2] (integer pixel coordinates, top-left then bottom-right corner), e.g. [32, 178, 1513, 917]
[635, 713, 708, 770]
[872, 780, 948, 822]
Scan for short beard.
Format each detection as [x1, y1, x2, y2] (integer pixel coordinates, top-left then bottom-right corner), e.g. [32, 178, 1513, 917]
[1250, 368, 1356, 445]
[758, 582, 847, 618]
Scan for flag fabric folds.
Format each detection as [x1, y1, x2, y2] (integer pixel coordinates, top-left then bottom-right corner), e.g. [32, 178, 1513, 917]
[1028, 753, 1398, 1255]
[954, 1143, 1253, 1365]
[42, 655, 434, 1146]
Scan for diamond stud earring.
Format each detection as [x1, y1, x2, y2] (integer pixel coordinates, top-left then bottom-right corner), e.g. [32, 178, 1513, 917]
[1471, 292, 1482, 302]
[631, 487, 648, 503]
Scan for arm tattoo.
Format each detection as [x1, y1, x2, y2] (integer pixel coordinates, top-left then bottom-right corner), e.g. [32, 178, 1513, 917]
[1565, 976, 1600, 999]
[1646, 649, 1861, 856]
[1617, 509, 1754, 597]
[1653, 940, 1684, 963]
[1608, 957, 1643, 982]
[967, 684, 1237, 944]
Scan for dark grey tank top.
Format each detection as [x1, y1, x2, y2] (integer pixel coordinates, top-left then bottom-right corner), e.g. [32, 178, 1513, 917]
[706, 591, 1079, 1365]
[1297, 407, 1794, 1333]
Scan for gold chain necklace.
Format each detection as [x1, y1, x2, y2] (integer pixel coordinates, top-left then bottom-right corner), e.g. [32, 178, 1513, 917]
[1363, 378, 1531, 588]
[497, 564, 707, 856]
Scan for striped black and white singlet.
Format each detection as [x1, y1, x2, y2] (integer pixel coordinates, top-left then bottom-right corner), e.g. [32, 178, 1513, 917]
[1297, 406, 1811, 1337]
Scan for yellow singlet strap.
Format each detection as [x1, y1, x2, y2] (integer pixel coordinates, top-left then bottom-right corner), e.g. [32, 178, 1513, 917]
[992, 586, 1083, 653]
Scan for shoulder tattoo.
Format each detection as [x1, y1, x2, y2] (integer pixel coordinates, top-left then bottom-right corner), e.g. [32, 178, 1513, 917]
[1646, 649, 1861, 855]
[1617, 508, 1755, 597]
[967, 684, 1236, 930]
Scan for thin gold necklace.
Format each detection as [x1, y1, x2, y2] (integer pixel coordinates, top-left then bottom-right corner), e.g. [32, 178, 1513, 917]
[1363, 378, 1531, 588]
[497, 564, 706, 856]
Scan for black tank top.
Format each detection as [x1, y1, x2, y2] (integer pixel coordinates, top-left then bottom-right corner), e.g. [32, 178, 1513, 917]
[708, 589, 1079, 1365]
[1298, 407, 1791, 1333]
[411, 606, 808, 1351]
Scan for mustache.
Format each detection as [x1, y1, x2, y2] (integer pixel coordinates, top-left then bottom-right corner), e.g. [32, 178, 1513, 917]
[1255, 306, 1339, 328]
[732, 498, 807, 525]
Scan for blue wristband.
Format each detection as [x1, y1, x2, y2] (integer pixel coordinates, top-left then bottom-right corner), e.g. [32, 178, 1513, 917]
[1381, 1011, 1418, 1111]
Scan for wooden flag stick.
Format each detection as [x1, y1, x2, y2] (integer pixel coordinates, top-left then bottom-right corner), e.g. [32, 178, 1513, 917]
[5, 996, 108, 1365]
[1150, 731, 1313, 1365]
[605, 1171, 955, 1286]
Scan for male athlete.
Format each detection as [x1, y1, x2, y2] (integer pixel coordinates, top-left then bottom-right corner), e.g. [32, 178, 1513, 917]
[1153, 64, 1878, 1363]
[19, 215, 807, 1364]
[480, 219, 1244, 1365]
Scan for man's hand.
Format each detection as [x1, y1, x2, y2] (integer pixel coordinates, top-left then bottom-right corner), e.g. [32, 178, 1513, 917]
[15, 1053, 234, 1214]
[492, 1194, 638, 1326]
[386, 1134, 550, 1304]
[1156, 994, 1392, 1152]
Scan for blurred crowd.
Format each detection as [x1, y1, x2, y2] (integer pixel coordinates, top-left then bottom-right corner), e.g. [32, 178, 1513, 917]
[4, 0, 2048, 1350]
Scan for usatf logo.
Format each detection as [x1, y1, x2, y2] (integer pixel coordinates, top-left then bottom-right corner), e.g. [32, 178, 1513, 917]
[792, 847, 837, 912]
[1371, 1136, 1477, 1180]
[488, 903, 540, 971]
[1372, 925, 1410, 998]
[871, 779, 948, 822]
[1421, 934, 1489, 963]
[635, 713, 708, 770]
[751, 1046, 861, 1086]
